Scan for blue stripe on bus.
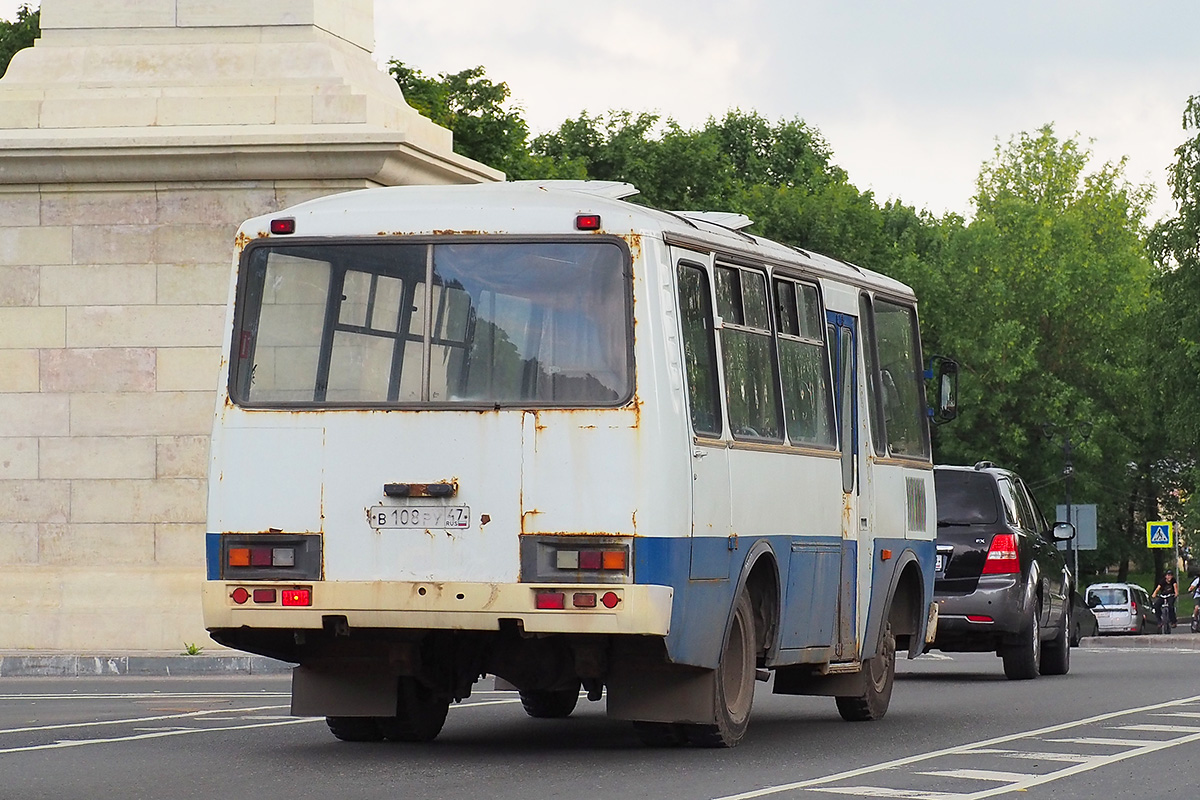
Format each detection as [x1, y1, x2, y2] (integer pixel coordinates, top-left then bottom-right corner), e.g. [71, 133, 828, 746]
[635, 534, 911, 669]
[205, 533, 222, 581]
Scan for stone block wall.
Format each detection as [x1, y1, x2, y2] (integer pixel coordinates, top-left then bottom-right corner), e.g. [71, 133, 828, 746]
[0, 179, 378, 650]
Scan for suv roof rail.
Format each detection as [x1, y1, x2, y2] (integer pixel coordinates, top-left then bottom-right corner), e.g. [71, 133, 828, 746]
[973, 460, 995, 470]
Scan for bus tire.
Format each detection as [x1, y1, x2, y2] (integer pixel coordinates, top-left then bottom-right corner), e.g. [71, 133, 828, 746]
[685, 590, 757, 748]
[835, 621, 896, 722]
[325, 716, 383, 742]
[632, 721, 688, 747]
[376, 677, 450, 742]
[1002, 600, 1041, 680]
[519, 682, 581, 719]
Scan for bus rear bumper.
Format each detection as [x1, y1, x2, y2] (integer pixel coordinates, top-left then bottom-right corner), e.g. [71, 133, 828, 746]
[201, 580, 673, 636]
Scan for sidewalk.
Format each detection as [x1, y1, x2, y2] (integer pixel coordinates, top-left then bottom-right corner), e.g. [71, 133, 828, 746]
[0, 650, 292, 678]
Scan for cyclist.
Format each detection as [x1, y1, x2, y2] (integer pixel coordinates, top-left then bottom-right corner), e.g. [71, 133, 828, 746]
[1152, 570, 1179, 632]
[1189, 574, 1200, 632]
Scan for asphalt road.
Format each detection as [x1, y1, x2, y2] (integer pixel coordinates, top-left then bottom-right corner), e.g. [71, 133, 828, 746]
[1, 643, 1198, 800]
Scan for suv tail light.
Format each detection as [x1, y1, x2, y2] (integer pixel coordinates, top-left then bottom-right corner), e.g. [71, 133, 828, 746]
[981, 533, 1020, 575]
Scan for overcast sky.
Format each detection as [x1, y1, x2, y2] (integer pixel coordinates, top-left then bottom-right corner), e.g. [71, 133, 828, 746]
[3, 1, 1196, 223]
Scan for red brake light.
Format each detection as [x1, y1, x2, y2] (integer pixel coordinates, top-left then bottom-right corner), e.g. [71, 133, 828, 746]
[281, 588, 311, 606]
[536, 591, 566, 610]
[981, 533, 1020, 575]
[601, 591, 620, 609]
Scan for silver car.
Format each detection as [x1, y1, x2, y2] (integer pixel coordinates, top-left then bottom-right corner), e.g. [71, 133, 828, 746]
[1085, 583, 1157, 635]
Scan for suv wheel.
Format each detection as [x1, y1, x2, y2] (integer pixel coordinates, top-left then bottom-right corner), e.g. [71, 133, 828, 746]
[1039, 603, 1071, 675]
[1002, 600, 1041, 680]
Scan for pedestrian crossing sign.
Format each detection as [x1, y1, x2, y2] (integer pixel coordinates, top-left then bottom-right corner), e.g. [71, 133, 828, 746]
[1146, 521, 1174, 548]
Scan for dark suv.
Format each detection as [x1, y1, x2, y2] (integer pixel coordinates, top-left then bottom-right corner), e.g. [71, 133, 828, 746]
[929, 463, 1077, 679]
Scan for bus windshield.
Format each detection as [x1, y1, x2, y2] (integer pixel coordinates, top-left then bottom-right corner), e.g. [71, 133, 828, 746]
[232, 240, 631, 407]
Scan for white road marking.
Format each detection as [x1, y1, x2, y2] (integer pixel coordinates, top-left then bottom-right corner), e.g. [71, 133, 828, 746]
[0, 696, 523, 754]
[914, 769, 1035, 782]
[0, 718, 319, 754]
[709, 694, 1200, 800]
[969, 749, 1092, 764]
[820, 788, 962, 799]
[0, 704, 289, 735]
[1045, 737, 1154, 747]
[1114, 723, 1200, 733]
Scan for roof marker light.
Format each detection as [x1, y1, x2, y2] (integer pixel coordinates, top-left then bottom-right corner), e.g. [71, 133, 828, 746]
[270, 218, 296, 235]
[575, 214, 601, 231]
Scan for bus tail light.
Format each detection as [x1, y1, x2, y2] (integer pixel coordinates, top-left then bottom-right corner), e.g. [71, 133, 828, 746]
[981, 533, 1020, 575]
[536, 591, 566, 610]
[281, 588, 312, 606]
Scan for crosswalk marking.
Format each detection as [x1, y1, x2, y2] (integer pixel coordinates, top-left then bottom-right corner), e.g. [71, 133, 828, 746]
[915, 769, 1041, 782]
[970, 748, 1092, 763]
[711, 694, 1200, 800]
[1045, 737, 1148, 747]
[819, 788, 964, 799]
[1115, 723, 1200, 733]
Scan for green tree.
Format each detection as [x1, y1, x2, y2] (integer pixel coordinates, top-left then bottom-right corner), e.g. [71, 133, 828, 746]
[925, 125, 1156, 576]
[0, 3, 38, 78]
[1150, 95, 1200, 562]
[388, 60, 578, 180]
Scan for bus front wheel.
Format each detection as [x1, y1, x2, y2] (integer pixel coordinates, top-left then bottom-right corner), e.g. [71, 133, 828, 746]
[835, 621, 896, 721]
[686, 590, 757, 747]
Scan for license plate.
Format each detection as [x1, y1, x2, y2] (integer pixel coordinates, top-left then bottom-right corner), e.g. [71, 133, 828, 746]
[369, 505, 470, 529]
[935, 554, 946, 572]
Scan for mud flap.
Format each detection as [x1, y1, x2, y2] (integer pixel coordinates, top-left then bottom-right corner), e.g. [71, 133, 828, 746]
[291, 665, 398, 717]
[605, 661, 717, 724]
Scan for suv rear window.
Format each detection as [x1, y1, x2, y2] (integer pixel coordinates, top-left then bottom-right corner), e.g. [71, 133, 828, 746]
[934, 470, 999, 525]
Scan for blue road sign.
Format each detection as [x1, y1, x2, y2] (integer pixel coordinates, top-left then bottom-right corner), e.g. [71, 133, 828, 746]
[1147, 521, 1173, 548]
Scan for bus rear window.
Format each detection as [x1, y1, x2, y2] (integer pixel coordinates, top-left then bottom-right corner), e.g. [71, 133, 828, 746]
[232, 240, 631, 407]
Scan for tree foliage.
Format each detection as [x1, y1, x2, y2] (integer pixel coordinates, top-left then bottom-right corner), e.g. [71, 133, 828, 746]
[0, 3, 39, 79]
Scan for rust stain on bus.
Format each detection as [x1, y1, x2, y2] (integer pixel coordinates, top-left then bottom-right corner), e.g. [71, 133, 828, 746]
[234, 231, 253, 254]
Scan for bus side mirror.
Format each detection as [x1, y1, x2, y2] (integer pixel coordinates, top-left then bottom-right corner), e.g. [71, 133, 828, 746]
[926, 355, 958, 425]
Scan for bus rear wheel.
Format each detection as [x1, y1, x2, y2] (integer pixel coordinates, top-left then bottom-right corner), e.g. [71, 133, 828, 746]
[519, 681, 581, 718]
[376, 677, 450, 742]
[326, 716, 383, 742]
[836, 621, 895, 721]
[685, 590, 757, 748]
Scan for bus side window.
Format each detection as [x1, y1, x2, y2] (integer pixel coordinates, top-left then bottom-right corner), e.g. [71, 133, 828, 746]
[872, 300, 931, 458]
[858, 293, 888, 456]
[774, 277, 835, 447]
[676, 262, 722, 437]
[715, 265, 782, 441]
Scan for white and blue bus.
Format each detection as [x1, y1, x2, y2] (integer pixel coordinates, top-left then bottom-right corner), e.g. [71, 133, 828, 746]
[201, 181, 957, 747]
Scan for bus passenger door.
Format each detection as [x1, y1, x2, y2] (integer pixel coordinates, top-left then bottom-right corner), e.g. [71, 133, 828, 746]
[675, 257, 732, 580]
[828, 313, 860, 660]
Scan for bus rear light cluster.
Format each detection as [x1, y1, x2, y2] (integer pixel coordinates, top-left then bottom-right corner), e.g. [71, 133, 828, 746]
[535, 590, 621, 610]
[554, 548, 627, 571]
[228, 546, 295, 568]
[229, 586, 312, 607]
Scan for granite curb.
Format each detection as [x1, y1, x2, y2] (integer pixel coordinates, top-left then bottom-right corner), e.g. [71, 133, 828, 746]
[0, 651, 293, 678]
[1078, 632, 1200, 650]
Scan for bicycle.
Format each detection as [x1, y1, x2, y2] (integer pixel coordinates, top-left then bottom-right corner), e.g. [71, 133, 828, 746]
[1153, 594, 1176, 634]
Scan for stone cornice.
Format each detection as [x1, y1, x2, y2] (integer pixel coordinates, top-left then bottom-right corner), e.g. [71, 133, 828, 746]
[0, 130, 504, 186]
